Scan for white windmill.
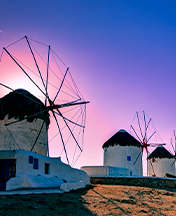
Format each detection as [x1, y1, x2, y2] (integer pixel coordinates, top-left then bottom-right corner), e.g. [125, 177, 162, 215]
[0, 36, 90, 191]
[0, 35, 89, 166]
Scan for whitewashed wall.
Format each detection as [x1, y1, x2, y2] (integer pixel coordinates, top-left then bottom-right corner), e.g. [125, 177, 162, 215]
[0, 116, 48, 156]
[103, 145, 143, 176]
[0, 150, 89, 191]
[13, 150, 89, 183]
[147, 158, 175, 177]
[81, 166, 130, 177]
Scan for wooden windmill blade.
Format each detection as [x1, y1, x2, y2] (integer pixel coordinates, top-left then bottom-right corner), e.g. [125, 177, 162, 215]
[170, 130, 176, 167]
[131, 110, 164, 175]
[174, 130, 176, 156]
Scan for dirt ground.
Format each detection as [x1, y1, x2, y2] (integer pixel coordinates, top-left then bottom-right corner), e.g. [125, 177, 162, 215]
[0, 184, 176, 215]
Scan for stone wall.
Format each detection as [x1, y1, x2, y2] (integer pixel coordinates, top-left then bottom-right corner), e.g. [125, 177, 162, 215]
[0, 117, 48, 156]
[90, 177, 176, 190]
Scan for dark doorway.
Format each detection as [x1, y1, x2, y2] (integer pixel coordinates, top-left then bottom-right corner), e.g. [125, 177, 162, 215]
[0, 159, 16, 191]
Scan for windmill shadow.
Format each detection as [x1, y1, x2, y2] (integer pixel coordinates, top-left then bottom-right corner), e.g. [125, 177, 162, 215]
[0, 185, 96, 215]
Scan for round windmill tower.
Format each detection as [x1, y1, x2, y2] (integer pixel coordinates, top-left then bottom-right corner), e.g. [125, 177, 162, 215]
[0, 89, 50, 155]
[102, 129, 143, 176]
[147, 146, 175, 177]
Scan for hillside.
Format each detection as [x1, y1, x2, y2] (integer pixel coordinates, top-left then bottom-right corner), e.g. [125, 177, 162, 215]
[0, 184, 176, 215]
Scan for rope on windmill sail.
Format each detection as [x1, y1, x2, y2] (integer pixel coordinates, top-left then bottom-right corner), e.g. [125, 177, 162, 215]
[72, 107, 86, 167]
[22, 45, 79, 100]
[59, 105, 85, 148]
[1, 103, 20, 150]
[27, 45, 75, 98]
[4, 123, 20, 150]
[53, 67, 69, 103]
[0, 50, 4, 63]
[49, 105, 83, 144]
[53, 105, 85, 164]
[71, 104, 86, 166]
[28, 37, 49, 47]
[30, 120, 45, 152]
[50, 48, 67, 67]
[5, 36, 26, 49]
[30, 120, 49, 155]
[3, 37, 82, 102]
[69, 69, 84, 100]
[25, 37, 47, 92]
[51, 50, 80, 98]
[51, 49, 85, 101]
[143, 110, 164, 143]
[2, 36, 83, 101]
[71, 105, 86, 166]
[3, 48, 48, 98]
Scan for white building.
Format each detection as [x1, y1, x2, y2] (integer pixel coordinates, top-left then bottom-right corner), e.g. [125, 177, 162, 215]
[147, 146, 175, 177]
[82, 129, 143, 177]
[0, 89, 89, 191]
[0, 150, 89, 191]
[81, 165, 131, 177]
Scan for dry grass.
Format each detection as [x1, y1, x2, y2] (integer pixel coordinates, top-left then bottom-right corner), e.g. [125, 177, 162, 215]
[0, 184, 176, 215]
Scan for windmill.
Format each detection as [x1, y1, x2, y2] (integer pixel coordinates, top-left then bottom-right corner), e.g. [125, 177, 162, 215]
[130, 110, 165, 176]
[0, 36, 89, 166]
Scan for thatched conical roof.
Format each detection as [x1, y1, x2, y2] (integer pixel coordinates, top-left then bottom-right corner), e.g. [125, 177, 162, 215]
[147, 146, 174, 159]
[0, 89, 50, 127]
[102, 129, 142, 149]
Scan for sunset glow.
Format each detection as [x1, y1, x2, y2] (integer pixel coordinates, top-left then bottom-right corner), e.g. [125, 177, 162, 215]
[1, 1, 176, 174]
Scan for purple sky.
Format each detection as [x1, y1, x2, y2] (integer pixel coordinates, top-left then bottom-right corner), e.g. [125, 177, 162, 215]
[1, 1, 176, 173]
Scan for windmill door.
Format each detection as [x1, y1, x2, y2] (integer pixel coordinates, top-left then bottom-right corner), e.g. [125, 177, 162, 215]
[0, 159, 16, 191]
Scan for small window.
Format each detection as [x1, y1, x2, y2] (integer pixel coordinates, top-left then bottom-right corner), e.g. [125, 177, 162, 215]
[127, 156, 131, 161]
[130, 171, 132, 176]
[33, 158, 38, 170]
[110, 168, 113, 174]
[29, 156, 33, 164]
[45, 163, 50, 174]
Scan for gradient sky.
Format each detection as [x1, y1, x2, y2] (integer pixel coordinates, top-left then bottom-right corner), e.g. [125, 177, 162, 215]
[1, 1, 176, 173]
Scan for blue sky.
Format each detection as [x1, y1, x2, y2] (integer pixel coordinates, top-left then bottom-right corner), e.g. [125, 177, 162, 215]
[1, 1, 176, 173]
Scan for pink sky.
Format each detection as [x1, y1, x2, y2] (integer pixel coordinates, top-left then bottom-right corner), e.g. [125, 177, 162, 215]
[1, 1, 176, 174]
